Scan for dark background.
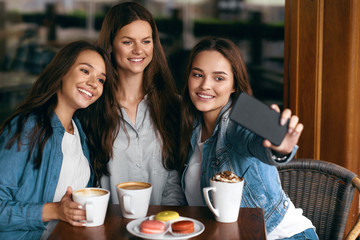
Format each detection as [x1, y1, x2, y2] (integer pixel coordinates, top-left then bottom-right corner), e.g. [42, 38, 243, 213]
[0, 0, 285, 123]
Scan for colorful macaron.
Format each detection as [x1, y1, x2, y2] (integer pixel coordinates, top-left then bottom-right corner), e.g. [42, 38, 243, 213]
[171, 220, 195, 234]
[155, 211, 179, 222]
[140, 219, 166, 234]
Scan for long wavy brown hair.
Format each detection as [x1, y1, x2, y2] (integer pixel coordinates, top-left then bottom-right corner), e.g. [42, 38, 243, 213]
[0, 40, 118, 182]
[98, 2, 181, 170]
[179, 37, 253, 172]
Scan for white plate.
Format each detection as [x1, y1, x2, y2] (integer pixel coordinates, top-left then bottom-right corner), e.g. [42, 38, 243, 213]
[126, 215, 205, 240]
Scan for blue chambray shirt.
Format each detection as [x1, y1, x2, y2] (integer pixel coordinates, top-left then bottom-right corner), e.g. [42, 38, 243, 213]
[100, 95, 186, 206]
[0, 113, 94, 240]
[181, 100, 298, 234]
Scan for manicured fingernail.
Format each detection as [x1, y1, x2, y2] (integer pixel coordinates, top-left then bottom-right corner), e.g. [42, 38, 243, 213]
[78, 205, 83, 209]
[288, 128, 293, 134]
[281, 118, 286, 126]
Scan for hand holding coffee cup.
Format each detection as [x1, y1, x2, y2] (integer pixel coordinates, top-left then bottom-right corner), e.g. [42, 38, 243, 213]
[116, 182, 152, 219]
[72, 188, 110, 227]
[203, 171, 244, 223]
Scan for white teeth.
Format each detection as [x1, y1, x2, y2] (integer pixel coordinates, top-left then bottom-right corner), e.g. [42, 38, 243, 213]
[78, 88, 93, 97]
[129, 58, 143, 62]
[198, 94, 214, 99]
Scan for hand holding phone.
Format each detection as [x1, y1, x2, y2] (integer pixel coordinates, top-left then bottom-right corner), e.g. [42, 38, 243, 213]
[229, 93, 288, 146]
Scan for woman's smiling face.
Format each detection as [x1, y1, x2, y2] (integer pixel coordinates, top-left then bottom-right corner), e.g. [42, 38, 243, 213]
[188, 50, 235, 120]
[112, 20, 153, 77]
[56, 50, 106, 113]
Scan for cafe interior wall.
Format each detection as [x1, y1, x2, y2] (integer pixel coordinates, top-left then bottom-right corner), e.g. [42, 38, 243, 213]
[0, 0, 286, 124]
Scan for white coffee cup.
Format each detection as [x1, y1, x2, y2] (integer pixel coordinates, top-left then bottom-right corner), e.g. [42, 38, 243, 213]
[72, 188, 110, 227]
[203, 179, 244, 223]
[116, 181, 152, 219]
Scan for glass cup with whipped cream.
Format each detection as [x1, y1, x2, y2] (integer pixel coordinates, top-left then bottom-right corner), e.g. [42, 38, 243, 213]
[203, 171, 244, 223]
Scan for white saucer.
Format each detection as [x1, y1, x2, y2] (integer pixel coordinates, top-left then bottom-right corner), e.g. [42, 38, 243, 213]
[126, 215, 205, 240]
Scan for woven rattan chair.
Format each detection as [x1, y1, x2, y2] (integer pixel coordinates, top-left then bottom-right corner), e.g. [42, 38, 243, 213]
[277, 158, 360, 240]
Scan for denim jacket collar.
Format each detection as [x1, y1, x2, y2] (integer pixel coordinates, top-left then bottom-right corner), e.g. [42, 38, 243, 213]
[50, 112, 87, 143]
[191, 99, 232, 150]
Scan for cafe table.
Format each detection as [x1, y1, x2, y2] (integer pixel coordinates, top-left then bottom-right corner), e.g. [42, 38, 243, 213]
[48, 205, 267, 240]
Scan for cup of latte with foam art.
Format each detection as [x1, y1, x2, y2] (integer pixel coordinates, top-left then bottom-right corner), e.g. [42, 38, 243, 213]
[72, 188, 110, 227]
[116, 182, 152, 219]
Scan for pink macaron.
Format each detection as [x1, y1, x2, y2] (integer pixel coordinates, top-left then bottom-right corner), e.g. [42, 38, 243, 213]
[140, 220, 166, 234]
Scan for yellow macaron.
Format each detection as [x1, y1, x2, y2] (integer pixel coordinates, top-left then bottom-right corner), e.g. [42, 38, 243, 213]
[155, 211, 179, 222]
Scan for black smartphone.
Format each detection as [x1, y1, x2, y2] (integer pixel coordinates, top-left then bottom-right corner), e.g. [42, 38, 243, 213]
[229, 93, 288, 146]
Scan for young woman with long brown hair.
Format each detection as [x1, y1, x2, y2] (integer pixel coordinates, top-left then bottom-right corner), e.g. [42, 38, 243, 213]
[97, 2, 185, 205]
[0, 40, 117, 239]
[179, 37, 318, 239]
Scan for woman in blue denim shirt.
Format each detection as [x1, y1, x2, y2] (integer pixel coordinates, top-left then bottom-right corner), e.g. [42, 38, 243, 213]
[0, 41, 117, 239]
[179, 37, 318, 239]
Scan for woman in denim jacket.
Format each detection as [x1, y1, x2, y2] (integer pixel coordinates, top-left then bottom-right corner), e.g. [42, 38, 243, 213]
[179, 37, 318, 239]
[0, 41, 117, 239]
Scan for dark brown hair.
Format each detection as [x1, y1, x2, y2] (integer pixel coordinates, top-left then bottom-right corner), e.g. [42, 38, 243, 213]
[0, 40, 118, 182]
[98, 2, 181, 170]
[179, 37, 252, 172]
